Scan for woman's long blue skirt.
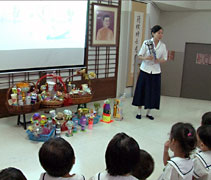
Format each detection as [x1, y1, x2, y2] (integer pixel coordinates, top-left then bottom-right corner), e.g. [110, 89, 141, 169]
[132, 70, 161, 109]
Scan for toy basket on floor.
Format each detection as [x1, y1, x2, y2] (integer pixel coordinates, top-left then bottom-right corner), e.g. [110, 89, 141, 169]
[36, 74, 66, 108]
[26, 128, 55, 142]
[5, 82, 41, 114]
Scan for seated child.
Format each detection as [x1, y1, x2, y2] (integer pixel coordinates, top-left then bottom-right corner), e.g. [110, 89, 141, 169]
[193, 125, 211, 180]
[201, 112, 211, 126]
[89, 132, 140, 180]
[159, 122, 197, 180]
[0, 167, 27, 180]
[132, 149, 154, 180]
[39, 137, 85, 180]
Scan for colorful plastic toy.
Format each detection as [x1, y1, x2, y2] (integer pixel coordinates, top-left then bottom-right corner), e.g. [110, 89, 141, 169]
[72, 117, 79, 133]
[88, 114, 94, 130]
[65, 120, 74, 137]
[80, 115, 87, 131]
[101, 99, 113, 123]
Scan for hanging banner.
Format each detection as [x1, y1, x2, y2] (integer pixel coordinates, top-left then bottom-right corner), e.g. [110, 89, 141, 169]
[127, 1, 146, 87]
[130, 12, 144, 74]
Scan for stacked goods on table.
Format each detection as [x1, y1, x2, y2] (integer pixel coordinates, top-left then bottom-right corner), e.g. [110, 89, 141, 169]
[36, 74, 66, 108]
[64, 69, 96, 106]
[6, 82, 40, 114]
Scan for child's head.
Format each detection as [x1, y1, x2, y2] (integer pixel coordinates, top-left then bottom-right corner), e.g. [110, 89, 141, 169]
[201, 112, 211, 126]
[105, 132, 140, 176]
[0, 167, 27, 180]
[39, 137, 75, 177]
[169, 122, 197, 158]
[197, 125, 211, 151]
[132, 149, 154, 180]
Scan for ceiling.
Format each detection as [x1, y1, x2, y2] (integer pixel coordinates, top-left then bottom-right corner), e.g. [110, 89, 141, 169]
[151, 1, 211, 12]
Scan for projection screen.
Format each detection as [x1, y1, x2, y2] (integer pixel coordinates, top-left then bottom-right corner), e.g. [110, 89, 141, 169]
[0, 1, 88, 74]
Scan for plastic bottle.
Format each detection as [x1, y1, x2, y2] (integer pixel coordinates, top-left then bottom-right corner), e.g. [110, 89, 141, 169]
[34, 123, 42, 137]
[46, 118, 53, 130]
[25, 93, 31, 105]
[49, 110, 56, 119]
[67, 82, 72, 93]
[80, 115, 87, 131]
[88, 116, 94, 130]
[118, 93, 126, 121]
[31, 93, 37, 104]
[18, 99, 24, 106]
[66, 121, 73, 137]
[72, 117, 78, 133]
[55, 122, 61, 137]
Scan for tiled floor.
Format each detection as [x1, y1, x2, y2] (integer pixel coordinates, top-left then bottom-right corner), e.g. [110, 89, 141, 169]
[0, 96, 210, 180]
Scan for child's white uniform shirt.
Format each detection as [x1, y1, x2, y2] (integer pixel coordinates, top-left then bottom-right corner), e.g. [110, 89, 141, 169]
[89, 171, 138, 180]
[158, 157, 193, 180]
[138, 38, 168, 74]
[193, 150, 211, 180]
[39, 173, 85, 180]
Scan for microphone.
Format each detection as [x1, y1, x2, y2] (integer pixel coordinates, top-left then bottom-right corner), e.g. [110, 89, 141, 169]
[145, 40, 156, 60]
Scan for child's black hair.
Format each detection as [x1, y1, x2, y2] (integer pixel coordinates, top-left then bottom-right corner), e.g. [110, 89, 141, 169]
[132, 149, 154, 180]
[151, 25, 163, 37]
[170, 122, 197, 158]
[0, 167, 27, 180]
[39, 137, 75, 177]
[197, 125, 211, 149]
[105, 132, 140, 176]
[201, 112, 211, 126]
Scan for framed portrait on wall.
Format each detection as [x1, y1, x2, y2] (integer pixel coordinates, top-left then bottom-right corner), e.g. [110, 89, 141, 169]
[91, 3, 118, 46]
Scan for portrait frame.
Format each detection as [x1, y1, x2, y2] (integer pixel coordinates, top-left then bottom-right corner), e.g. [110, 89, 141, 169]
[91, 3, 118, 46]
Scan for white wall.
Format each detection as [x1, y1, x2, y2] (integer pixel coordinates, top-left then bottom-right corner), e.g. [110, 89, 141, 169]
[161, 11, 211, 52]
[118, 5, 211, 98]
[117, 0, 132, 97]
[160, 10, 211, 97]
[117, 1, 161, 97]
[146, 2, 161, 38]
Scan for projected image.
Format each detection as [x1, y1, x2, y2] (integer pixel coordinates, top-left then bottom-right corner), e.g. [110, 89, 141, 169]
[0, 1, 88, 73]
[0, 1, 87, 50]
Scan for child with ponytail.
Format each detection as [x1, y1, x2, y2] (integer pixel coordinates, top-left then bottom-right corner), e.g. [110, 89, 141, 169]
[159, 122, 197, 180]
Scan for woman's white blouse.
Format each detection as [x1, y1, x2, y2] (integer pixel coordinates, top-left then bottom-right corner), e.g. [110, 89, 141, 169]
[138, 38, 168, 74]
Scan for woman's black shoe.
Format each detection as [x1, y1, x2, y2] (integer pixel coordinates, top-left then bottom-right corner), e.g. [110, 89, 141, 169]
[146, 115, 154, 120]
[136, 114, 142, 119]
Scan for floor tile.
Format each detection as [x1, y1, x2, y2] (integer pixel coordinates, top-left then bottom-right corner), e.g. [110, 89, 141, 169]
[0, 96, 210, 180]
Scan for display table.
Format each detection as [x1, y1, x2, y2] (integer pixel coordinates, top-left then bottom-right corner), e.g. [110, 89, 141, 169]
[17, 114, 29, 130]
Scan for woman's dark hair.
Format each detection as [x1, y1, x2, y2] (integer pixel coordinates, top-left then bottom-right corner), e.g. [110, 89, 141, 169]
[201, 112, 211, 126]
[151, 25, 163, 37]
[105, 132, 140, 176]
[132, 149, 154, 180]
[0, 167, 27, 180]
[197, 125, 211, 149]
[39, 137, 75, 177]
[170, 122, 197, 158]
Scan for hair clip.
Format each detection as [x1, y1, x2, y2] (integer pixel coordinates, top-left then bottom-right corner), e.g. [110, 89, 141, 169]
[187, 133, 192, 137]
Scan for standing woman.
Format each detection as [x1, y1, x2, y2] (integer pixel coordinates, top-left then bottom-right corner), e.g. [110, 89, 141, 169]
[132, 25, 167, 120]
